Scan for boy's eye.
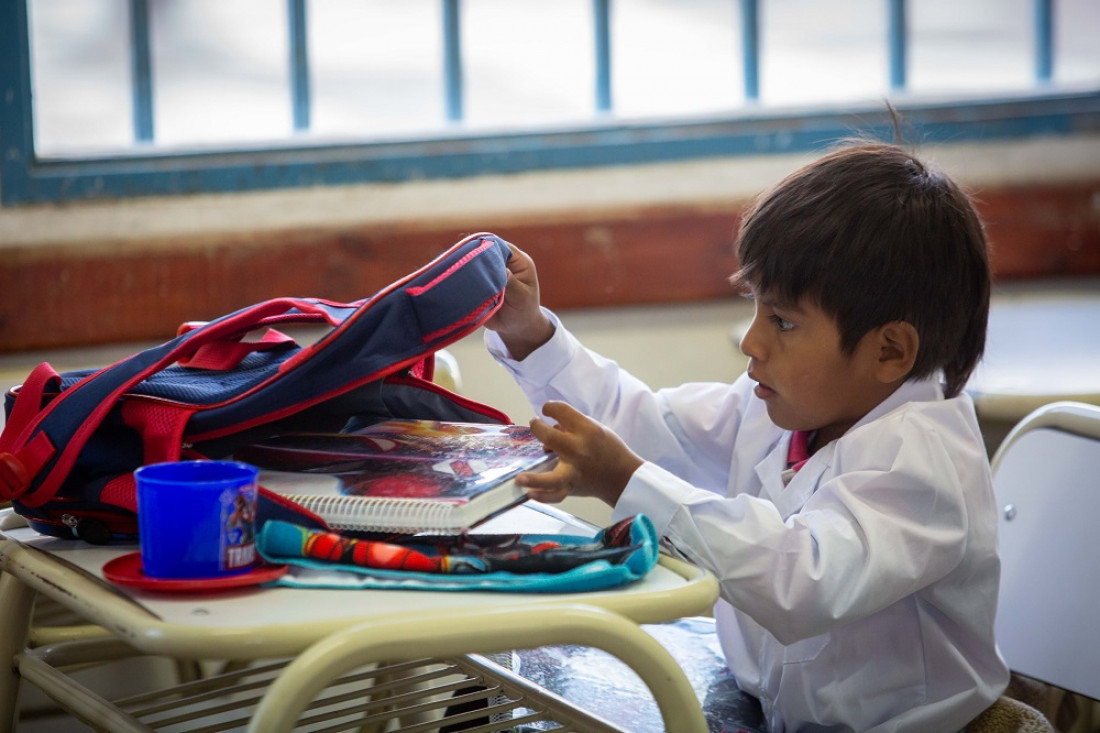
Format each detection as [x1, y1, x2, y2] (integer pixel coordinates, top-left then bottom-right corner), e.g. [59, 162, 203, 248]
[771, 315, 794, 332]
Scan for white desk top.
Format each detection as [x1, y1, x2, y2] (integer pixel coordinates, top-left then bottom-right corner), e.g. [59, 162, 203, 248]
[0, 504, 717, 659]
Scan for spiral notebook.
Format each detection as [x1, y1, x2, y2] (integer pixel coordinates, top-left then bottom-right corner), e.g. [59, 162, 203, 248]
[238, 419, 556, 533]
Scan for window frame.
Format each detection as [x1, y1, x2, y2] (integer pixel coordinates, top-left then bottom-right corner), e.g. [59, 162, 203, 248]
[2, 0, 1098, 208]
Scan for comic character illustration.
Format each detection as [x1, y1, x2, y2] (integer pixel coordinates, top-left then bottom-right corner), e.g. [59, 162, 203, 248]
[221, 488, 257, 571]
[225, 490, 255, 545]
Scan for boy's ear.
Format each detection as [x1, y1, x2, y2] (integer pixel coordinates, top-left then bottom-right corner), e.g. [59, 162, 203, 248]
[874, 321, 919, 383]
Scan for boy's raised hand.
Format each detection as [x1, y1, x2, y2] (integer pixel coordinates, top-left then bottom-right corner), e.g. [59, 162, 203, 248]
[517, 401, 644, 507]
[485, 242, 555, 361]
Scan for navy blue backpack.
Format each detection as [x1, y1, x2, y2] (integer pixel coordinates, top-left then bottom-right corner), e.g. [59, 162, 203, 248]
[0, 233, 513, 543]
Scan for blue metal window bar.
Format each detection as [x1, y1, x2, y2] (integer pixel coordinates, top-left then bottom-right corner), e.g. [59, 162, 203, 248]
[888, 0, 907, 92]
[129, 0, 154, 143]
[1, 0, 1095, 206]
[288, 0, 311, 132]
[741, 0, 760, 102]
[442, 0, 464, 122]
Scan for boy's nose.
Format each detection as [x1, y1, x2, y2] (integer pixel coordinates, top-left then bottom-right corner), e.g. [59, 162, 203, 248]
[739, 315, 764, 360]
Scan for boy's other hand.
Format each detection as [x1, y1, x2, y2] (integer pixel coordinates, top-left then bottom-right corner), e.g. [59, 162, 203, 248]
[517, 401, 643, 507]
[485, 242, 555, 360]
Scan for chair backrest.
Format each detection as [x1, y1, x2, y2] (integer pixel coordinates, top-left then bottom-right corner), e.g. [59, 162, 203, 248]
[991, 401, 1100, 701]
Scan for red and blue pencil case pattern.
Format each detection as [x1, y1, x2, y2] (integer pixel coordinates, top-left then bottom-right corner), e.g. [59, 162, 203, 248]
[256, 514, 659, 593]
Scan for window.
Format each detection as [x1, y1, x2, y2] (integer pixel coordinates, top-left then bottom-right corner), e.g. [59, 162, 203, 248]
[3, 0, 1098, 205]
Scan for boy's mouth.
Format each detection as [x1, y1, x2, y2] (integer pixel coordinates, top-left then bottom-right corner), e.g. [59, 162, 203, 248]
[748, 371, 776, 399]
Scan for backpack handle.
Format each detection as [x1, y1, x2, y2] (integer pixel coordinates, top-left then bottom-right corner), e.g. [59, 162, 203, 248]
[176, 328, 296, 371]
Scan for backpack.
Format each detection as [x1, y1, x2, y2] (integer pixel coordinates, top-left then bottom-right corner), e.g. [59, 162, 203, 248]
[0, 232, 513, 543]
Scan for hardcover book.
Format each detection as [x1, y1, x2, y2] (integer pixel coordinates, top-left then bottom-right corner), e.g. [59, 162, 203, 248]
[238, 419, 556, 533]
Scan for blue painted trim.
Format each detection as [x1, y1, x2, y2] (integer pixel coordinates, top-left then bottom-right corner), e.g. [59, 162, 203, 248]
[740, 0, 759, 102]
[442, 0, 463, 122]
[5, 91, 1098, 206]
[288, 0, 311, 132]
[888, 0, 907, 92]
[593, 0, 612, 113]
[129, 0, 154, 142]
[1034, 0, 1053, 83]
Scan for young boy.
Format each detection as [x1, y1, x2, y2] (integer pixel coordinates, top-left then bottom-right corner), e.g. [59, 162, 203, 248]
[484, 143, 1010, 732]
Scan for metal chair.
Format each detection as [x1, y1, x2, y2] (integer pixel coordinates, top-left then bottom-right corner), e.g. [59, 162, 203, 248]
[983, 401, 1100, 730]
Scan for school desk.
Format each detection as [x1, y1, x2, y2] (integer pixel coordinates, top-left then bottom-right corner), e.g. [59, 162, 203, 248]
[0, 503, 718, 732]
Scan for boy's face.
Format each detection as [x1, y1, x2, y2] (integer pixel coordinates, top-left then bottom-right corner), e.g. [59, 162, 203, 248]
[740, 291, 892, 447]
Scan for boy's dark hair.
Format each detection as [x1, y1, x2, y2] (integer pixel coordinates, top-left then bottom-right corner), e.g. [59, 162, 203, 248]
[732, 142, 990, 398]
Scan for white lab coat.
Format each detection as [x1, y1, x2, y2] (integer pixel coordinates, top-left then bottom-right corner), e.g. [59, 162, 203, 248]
[487, 313, 1009, 732]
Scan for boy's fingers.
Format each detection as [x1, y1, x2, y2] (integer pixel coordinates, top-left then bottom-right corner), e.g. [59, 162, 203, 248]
[503, 243, 535, 279]
[523, 487, 569, 504]
[529, 410, 584, 457]
[528, 417, 559, 447]
[516, 463, 576, 504]
[540, 400, 584, 429]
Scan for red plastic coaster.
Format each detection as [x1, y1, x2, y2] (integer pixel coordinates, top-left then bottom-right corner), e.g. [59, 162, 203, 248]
[102, 552, 287, 592]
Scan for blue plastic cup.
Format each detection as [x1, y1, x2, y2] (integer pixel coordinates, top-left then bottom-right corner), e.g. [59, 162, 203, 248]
[135, 460, 259, 579]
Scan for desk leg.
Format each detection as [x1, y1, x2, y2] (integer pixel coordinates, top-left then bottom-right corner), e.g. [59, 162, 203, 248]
[247, 603, 707, 733]
[0, 572, 36, 733]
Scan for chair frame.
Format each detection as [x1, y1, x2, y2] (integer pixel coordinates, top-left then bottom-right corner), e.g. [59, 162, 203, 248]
[990, 400, 1100, 706]
[991, 400, 1100, 475]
